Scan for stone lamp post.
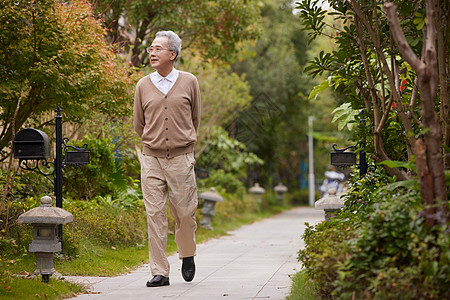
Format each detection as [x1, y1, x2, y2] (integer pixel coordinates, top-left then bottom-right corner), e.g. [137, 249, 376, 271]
[199, 187, 223, 230]
[273, 182, 288, 204]
[249, 183, 265, 204]
[18, 195, 73, 282]
[314, 188, 344, 221]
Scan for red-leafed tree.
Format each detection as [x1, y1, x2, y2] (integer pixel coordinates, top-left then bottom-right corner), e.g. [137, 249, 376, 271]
[0, 0, 133, 157]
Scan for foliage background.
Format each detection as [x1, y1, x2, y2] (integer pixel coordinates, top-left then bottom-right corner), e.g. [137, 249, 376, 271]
[298, 170, 450, 299]
[0, 1, 381, 298]
[0, 0, 133, 155]
[293, 0, 450, 298]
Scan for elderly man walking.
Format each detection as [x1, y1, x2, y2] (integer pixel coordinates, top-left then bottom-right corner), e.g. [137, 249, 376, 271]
[133, 30, 201, 287]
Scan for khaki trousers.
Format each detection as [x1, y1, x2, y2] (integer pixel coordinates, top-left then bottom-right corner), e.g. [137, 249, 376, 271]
[141, 153, 198, 277]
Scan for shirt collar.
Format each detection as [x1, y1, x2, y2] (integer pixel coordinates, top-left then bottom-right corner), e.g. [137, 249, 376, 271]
[155, 68, 178, 83]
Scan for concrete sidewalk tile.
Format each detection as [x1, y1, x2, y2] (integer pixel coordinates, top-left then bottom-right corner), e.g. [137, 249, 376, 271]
[67, 207, 324, 300]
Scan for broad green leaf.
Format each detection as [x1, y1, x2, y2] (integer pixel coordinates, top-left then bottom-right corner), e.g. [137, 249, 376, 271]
[308, 79, 330, 99]
[332, 103, 359, 131]
[378, 160, 417, 172]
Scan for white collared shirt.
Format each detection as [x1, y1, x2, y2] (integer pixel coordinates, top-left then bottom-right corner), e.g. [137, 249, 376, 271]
[150, 68, 179, 95]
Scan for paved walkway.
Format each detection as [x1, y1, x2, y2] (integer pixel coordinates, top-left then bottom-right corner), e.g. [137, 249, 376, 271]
[65, 207, 324, 300]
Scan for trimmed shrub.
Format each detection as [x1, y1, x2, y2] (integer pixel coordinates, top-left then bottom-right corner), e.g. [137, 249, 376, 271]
[63, 136, 129, 200]
[199, 169, 246, 200]
[63, 200, 147, 257]
[298, 170, 450, 299]
[333, 187, 450, 299]
[285, 189, 311, 206]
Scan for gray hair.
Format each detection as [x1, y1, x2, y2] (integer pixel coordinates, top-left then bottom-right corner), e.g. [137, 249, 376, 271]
[155, 31, 182, 58]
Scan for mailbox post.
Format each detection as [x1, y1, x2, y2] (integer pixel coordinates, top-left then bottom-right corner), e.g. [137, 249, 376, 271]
[330, 144, 367, 178]
[55, 108, 63, 214]
[13, 107, 90, 243]
[330, 111, 369, 178]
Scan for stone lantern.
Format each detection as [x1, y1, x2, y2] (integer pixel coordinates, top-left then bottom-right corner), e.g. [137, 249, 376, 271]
[273, 182, 288, 203]
[314, 188, 344, 221]
[18, 195, 73, 282]
[249, 183, 265, 204]
[199, 187, 223, 230]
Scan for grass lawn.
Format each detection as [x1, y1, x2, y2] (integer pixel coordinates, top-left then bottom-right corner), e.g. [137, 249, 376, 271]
[286, 269, 318, 300]
[0, 276, 84, 300]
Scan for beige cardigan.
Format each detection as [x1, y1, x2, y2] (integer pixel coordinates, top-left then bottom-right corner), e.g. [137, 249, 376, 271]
[133, 71, 201, 158]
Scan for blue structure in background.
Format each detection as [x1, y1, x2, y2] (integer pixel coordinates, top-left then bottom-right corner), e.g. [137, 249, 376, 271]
[298, 159, 308, 189]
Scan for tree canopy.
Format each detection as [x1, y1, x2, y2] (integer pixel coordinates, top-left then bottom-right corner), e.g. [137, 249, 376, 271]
[231, 0, 314, 186]
[0, 0, 264, 160]
[0, 0, 133, 158]
[297, 0, 449, 226]
[94, 0, 262, 66]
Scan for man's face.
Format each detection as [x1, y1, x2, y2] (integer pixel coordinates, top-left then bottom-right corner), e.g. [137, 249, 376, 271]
[149, 37, 176, 72]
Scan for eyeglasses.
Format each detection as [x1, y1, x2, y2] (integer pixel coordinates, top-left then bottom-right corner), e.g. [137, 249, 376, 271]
[146, 47, 174, 54]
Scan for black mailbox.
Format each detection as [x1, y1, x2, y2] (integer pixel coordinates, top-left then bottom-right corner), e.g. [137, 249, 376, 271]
[330, 151, 357, 167]
[14, 129, 51, 160]
[195, 167, 209, 179]
[330, 144, 357, 168]
[65, 150, 90, 166]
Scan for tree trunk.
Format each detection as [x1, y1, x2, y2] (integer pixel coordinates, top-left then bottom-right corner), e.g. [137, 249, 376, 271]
[352, 3, 411, 181]
[415, 138, 436, 228]
[384, 1, 448, 226]
[436, 2, 450, 169]
[130, 18, 152, 67]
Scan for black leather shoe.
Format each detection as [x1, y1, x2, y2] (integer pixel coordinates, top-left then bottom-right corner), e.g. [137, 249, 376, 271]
[181, 256, 195, 282]
[146, 275, 169, 287]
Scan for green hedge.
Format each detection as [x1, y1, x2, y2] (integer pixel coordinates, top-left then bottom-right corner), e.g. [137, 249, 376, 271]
[62, 200, 147, 257]
[298, 170, 450, 299]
